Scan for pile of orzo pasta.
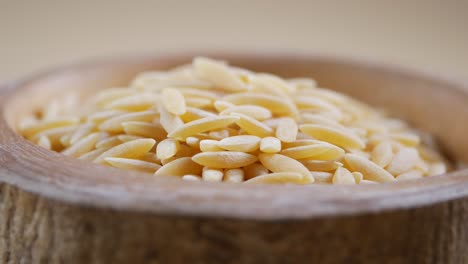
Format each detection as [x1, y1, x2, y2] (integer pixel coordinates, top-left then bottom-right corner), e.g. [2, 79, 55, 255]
[19, 57, 448, 184]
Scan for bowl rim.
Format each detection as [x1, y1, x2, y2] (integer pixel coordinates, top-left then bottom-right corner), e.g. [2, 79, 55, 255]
[1, 51, 468, 220]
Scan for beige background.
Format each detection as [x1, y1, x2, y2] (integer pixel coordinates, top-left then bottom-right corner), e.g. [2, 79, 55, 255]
[1, 0, 468, 83]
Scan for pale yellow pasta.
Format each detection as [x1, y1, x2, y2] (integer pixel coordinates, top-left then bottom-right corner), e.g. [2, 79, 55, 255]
[223, 93, 298, 117]
[396, 170, 423, 181]
[360, 180, 378, 184]
[182, 175, 202, 181]
[193, 57, 248, 92]
[224, 169, 244, 183]
[91, 88, 136, 107]
[332, 167, 356, 185]
[386, 148, 420, 175]
[141, 153, 162, 164]
[218, 135, 261, 152]
[178, 88, 219, 101]
[309, 110, 343, 122]
[371, 141, 393, 168]
[37, 135, 52, 150]
[260, 137, 281, 153]
[202, 167, 224, 182]
[418, 145, 445, 163]
[249, 73, 294, 96]
[18, 115, 39, 131]
[288, 77, 317, 90]
[296, 87, 348, 105]
[352, 172, 364, 183]
[245, 172, 311, 184]
[175, 144, 199, 158]
[243, 163, 269, 180]
[96, 136, 122, 149]
[161, 88, 186, 115]
[132, 69, 212, 91]
[122, 121, 166, 141]
[42, 100, 60, 120]
[275, 117, 298, 143]
[186, 136, 201, 149]
[22, 117, 79, 138]
[60, 134, 72, 147]
[300, 160, 342, 172]
[300, 113, 341, 128]
[261, 118, 283, 129]
[104, 157, 161, 173]
[105, 93, 159, 111]
[32, 126, 78, 149]
[300, 124, 365, 149]
[414, 159, 430, 174]
[160, 157, 177, 165]
[258, 153, 312, 180]
[87, 110, 126, 124]
[69, 123, 96, 145]
[180, 107, 217, 122]
[428, 162, 447, 176]
[231, 113, 273, 138]
[348, 149, 371, 160]
[192, 151, 258, 169]
[354, 120, 387, 134]
[220, 105, 272, 121]
[281, 143, 344, 161]
[185, 97, 213, 108]
[199, 140, 222, 152]
[117, 135, 144, 142]
[94, 138, 156, 164]
[62, 133, 101, 158]
[213, 100, 235, 112]
[21, 57, 448, 185]
[282, 139, 323, 148]
[224, 127, 241, 136]
[154, 157, 203, 177]
[191, 132, 216, 141]
[99, 111, 158, 133]
[156, 138, 180, 160]
[78, 147, 111, 161]
[294, 96, 341, 114]
[344, 154, 395, 183]
[208, 129, 232, 139]
[390, 132, 420, 147]
[168, 116, 239, 140]
[311, 171, 334, 184]
[159, 106, 184, 133]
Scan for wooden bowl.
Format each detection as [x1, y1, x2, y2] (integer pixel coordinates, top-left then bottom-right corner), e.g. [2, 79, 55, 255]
[1, 53, 468, 263]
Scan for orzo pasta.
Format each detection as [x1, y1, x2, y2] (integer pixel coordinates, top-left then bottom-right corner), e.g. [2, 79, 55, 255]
[19, 57, 449, 184]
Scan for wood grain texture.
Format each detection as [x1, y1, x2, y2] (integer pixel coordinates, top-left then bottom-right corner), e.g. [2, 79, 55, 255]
[1, 183, 468, 264]
[0, 53, 468, 263]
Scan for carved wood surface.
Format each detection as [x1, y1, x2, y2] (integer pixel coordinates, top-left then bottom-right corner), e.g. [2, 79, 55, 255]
[1, 183, 468, 263]
[0, 53, 467, 263]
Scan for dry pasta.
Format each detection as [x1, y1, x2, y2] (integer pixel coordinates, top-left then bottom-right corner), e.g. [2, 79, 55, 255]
[218, 135, 261, 152]
[260, 137, 281, 153]
[202, 167, 224, 182]
[224, 168, 245, 183]
[20, 57, 449, 185]
[104, 157, 162, 173]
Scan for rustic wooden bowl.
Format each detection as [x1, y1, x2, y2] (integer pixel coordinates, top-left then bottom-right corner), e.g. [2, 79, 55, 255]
[1, 53, 468, 264]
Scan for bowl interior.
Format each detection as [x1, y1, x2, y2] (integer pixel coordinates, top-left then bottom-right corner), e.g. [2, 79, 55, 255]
[1, 53, 468, 219]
